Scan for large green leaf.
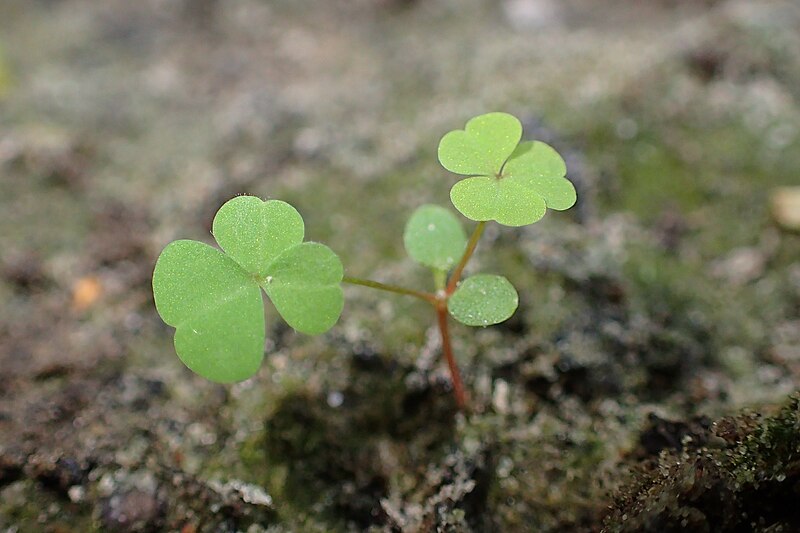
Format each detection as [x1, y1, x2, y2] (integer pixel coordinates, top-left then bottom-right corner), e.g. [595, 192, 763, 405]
[212, 196, 304, 279]
[447, 274, 518, 327]
[438, 112, 522, 177]
[153, 196, 344, 383]
[403, 204, 467, 271]
[153, 240, 265, 382]
[262, 242, 344, 335]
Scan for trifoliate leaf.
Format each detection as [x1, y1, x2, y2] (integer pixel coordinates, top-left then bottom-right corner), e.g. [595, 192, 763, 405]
[447, 274, 518, 327]
[439, 113, 577, 227]
[261, 242, 344, 335]
[438, 112, 521, 177]
[152, 196, 344, 382]
[153, 240, 265, 382]
[403, 205, 467, 271]
[212, 196, 304, 279]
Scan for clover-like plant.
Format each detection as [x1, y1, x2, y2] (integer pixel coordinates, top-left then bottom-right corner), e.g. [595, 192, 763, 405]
[153, 112, 575, 410]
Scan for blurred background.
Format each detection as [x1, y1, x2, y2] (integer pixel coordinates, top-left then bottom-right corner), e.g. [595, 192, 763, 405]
[1, 0, 799, 531]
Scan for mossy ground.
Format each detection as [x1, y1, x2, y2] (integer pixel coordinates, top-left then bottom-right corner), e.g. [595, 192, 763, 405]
[605, 395, 800, 532]
[1, 0, 800, 531]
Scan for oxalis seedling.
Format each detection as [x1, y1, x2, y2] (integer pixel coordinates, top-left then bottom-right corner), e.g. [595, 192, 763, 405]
[152, 112, 576, 410]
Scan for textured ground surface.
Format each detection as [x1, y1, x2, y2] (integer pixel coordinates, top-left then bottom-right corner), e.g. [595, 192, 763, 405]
[1, 0, 800, 531]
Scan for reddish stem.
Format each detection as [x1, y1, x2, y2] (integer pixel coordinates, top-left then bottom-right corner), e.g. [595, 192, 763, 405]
[436, 302, 468, 411]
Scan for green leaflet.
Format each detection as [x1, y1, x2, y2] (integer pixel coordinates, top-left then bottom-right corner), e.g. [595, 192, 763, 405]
[261, 242, 344, 335]
[438, 112, 522, 177]
[450, 175, 547, 227]
[403, 204, 467, 272]
[153, 240, 265, 383]
[504, 141, 576, 211]
[448, 274, 518, 327]
[212, 196, 304, 279]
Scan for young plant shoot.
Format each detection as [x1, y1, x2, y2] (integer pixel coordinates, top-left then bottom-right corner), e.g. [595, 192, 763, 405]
[152, 112, 576, 410]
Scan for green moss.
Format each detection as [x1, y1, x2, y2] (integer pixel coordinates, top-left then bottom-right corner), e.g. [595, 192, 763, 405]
[606, 394, 800, 532]
[0, 480, 97, 532]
